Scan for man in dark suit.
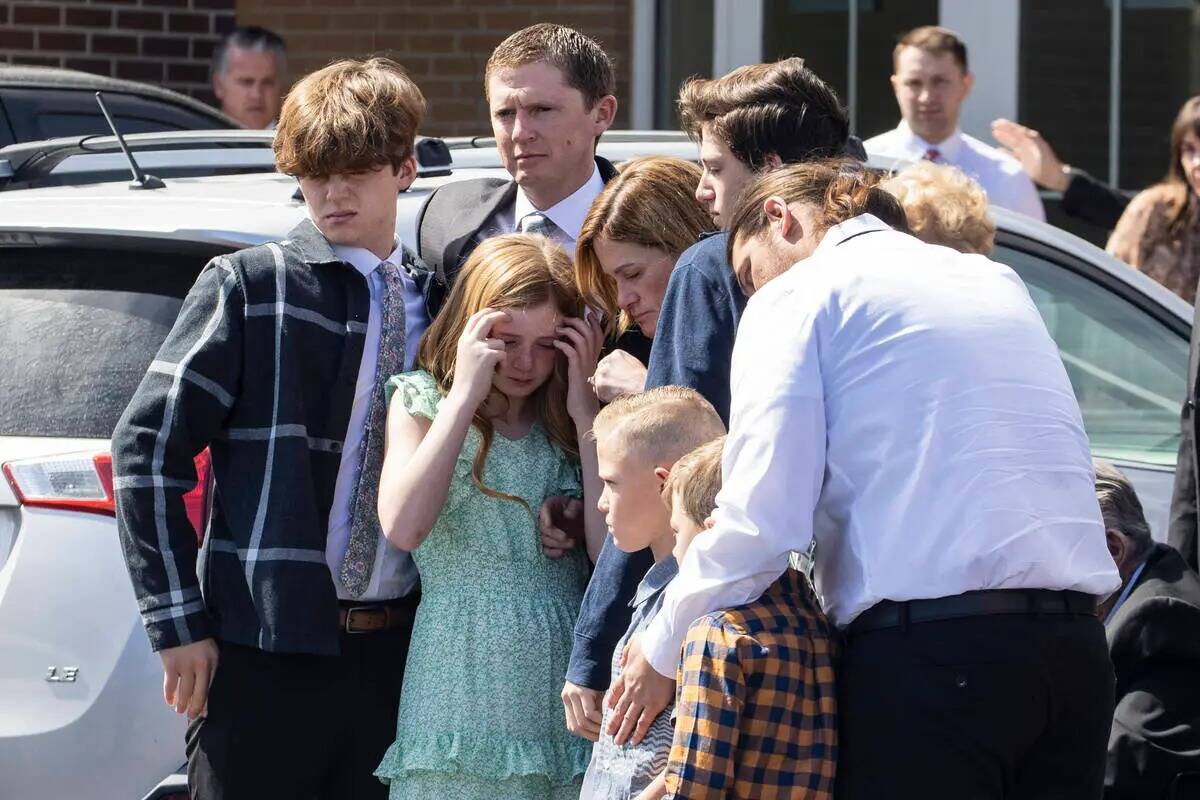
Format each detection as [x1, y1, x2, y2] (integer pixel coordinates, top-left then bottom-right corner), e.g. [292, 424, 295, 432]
[1095, 459, 1200, 799]
[416, 23, 619, 315]
[1170, 297, 1200, 572]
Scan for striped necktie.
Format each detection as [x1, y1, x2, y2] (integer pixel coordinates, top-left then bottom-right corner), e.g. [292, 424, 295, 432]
[518, 211, 562, 241]
[340, 261, 407, 598]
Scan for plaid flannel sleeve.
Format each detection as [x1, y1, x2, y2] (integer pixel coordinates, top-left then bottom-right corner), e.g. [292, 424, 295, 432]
[663, 615, 747, 800]
[112, 256, 244, 651]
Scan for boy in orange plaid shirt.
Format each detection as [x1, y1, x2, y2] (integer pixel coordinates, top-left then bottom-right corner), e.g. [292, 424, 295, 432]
[660, 438, 839, 800]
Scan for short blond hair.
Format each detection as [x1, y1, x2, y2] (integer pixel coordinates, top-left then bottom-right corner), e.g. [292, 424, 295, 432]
[274, 57, 425, 178]
[881, 162, 996, 255]
[592, 386, 725, 468]
[663, 436, 725, 525]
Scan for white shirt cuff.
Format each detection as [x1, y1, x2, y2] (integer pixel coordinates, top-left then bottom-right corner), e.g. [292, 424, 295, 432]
[641, 614, 680, 678]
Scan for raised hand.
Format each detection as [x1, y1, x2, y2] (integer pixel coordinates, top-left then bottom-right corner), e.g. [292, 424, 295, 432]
[991, 118, 1070, 192]
[554, 313, 605, 424]
[448, 308, 509, 410]
[591, 349, 647, 404]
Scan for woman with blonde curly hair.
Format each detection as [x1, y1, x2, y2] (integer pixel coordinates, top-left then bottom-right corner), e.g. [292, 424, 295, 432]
[881, 161, 996, 255]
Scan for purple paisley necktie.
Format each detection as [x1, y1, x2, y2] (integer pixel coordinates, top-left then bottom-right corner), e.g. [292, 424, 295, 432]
[340, 261, 406, 597]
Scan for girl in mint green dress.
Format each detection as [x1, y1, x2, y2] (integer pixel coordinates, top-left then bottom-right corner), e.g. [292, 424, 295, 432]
[374, 234, 608, 800]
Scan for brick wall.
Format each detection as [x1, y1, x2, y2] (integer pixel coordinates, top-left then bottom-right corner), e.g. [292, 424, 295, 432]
[0, 0, 235, 102]
[237, 0, 633, 137]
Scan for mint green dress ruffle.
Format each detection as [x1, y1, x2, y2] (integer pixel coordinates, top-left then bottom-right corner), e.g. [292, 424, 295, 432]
[375, 370, 591, 800]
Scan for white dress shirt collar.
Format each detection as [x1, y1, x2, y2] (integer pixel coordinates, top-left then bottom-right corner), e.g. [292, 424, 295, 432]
[894, 120, 964, 162]
[331, 237, 405, 275]
[513, 162, 603, 241]
[815, 213, 893, 257]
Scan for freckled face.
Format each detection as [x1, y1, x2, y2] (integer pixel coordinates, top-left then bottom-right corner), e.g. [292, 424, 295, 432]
[593, 236, 675, 337]
[489, 301, 562, 398]
[669, 491, 708, 563]
[596, 437, 671, 553]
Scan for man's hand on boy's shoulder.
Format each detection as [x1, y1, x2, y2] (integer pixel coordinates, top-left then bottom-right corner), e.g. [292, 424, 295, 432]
[561, 681, 603, 742]
[606, 635, 675, 746]
[539, 495, 584, 558]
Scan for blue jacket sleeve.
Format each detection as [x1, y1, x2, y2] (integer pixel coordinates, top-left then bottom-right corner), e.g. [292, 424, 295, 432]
[566, 537, 655, 689]
[646, 233, 744, 425]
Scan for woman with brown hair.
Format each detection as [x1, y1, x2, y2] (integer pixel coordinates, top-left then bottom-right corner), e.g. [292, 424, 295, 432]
[1108, 96, 1200, 302]
[374, 233, 606, 799]
[575, 156, 715, 402]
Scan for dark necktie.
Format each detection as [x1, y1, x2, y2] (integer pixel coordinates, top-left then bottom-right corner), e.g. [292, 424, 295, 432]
[924, 147, 942, 163]
[518, 211, 562, 241]
[340, 261, 407, 597]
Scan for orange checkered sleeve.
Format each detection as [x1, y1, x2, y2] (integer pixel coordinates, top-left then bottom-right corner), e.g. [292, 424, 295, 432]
[663, 569, 838, 800]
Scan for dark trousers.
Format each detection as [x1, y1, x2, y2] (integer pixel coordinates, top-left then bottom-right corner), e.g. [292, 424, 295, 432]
[186, 607, 415, 800]
[835, 610, 1114, 800]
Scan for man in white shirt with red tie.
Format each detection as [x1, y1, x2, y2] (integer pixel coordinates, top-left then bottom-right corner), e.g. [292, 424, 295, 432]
[606, 162, 1119, 799]
[866, 26, 1045, 221]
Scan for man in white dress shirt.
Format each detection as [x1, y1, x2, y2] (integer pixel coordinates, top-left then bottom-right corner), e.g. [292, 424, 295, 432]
[866, 26, 1045, 221]
[609, 162, 1119, 799]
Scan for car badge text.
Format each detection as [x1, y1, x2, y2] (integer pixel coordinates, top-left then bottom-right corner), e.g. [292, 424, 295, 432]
[45, 666, 79, 683]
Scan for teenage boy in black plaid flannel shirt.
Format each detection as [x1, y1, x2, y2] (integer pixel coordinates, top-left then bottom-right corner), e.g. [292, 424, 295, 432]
[113, 58, 437, 799]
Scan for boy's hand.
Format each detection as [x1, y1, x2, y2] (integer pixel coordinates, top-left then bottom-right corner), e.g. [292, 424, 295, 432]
[561, 681, 603, 741]
[539, 495, 583, 558]
[606, 635, 675, 746]
[633, 770, 669, 800]
[160, 637, 219, 721]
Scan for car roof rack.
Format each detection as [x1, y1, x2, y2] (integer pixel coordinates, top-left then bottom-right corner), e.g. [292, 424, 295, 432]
[0, 130, 453, 189]
[437, 129, 692, 151]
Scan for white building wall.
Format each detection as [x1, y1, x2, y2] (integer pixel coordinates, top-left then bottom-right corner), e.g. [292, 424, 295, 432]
[939, 0, 1021, 142]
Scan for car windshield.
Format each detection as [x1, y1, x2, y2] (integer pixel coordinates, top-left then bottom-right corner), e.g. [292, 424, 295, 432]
[0, 243, 210, 438]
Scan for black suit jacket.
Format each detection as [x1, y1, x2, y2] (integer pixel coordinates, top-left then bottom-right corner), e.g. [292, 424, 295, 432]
[1061, 168, 1132, 231]
[1169, 296, 1200, 573]
[416, 156, 620, 316]
[1105, 543, 1200, 799]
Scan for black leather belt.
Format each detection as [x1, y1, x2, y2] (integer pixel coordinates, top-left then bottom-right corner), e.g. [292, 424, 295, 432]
[337, 594, 419, 634]
[847, 589, 1097, 636]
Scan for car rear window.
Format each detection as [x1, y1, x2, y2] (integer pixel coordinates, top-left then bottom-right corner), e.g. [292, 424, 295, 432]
[0, 243, 220, 438]
[1, 87, 229, 142]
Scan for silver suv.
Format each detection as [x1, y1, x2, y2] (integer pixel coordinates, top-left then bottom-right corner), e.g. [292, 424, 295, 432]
[0, 131, 1190, 798]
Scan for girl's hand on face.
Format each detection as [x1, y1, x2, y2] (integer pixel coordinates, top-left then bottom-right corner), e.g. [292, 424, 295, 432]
[591, 349, 647, 404]
[448, 308, 509, 410]
[554, 313, 605, 424]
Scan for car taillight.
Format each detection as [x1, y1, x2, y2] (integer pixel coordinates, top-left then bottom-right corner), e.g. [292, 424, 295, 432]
[186, 449, 213, 543]
[3, 450, 212, 540]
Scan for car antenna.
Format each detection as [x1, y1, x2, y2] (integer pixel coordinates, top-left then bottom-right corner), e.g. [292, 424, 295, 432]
[94, 91, 165, 190]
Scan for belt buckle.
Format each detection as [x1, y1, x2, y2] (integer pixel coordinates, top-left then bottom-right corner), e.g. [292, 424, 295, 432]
[343, 604, 375, 634]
